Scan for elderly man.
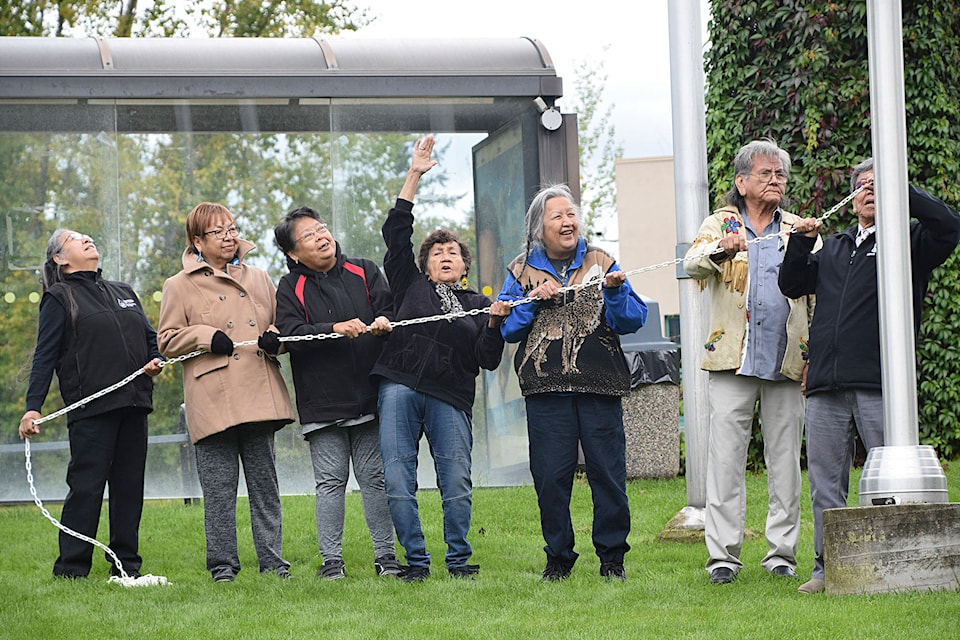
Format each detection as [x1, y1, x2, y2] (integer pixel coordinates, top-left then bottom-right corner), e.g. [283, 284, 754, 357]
[684, 139, 817, 585]
[778, 158, 960, 594]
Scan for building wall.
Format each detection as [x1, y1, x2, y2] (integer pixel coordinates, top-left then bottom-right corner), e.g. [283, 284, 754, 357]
[615, 156, 679, 333]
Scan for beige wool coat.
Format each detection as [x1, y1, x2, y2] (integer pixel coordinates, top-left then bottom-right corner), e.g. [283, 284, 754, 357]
[158, 240, 294, 443]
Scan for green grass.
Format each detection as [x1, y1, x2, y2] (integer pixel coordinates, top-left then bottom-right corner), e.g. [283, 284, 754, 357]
[3, 465, 960, 640]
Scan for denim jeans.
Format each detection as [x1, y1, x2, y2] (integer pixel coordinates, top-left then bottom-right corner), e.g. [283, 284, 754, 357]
[378, 380, 473, 569]
[525, 393, 631, 568]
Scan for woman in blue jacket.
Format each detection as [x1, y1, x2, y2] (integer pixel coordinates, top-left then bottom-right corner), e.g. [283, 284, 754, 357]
[498, 184, 647, 582]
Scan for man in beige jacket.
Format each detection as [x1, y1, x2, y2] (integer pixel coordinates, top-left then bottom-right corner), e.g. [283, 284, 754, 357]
[684, 139, 819, 585]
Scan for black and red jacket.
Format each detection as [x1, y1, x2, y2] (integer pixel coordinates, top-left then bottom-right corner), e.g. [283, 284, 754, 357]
[276, 244, 393, 424]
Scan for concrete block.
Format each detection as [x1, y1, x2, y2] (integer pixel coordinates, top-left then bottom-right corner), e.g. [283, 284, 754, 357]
[824, 503, 960, 595]
[622, 383, 680, 480]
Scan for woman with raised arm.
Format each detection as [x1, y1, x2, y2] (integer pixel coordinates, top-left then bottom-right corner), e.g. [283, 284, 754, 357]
[372, 136, 511, 582]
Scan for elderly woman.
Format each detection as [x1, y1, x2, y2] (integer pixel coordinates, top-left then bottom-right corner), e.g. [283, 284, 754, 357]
[371, 136, 510, 582]
[497, 184, 648, 582]
[273, 206, 399, 581]
[18, 229, 162, 579]
[158, 202, 295, 583]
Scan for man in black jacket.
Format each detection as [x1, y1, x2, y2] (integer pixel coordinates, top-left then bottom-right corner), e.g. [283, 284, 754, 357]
[778, 158, 960, 594]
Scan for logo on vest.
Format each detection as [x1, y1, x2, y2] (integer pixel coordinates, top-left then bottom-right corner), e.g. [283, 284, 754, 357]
[117, 297, 137, 309]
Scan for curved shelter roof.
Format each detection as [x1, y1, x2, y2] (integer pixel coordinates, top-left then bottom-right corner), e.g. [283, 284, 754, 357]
[0, 36, 561, 100]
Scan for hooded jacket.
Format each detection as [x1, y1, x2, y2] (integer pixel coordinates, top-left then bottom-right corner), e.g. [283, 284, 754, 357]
[158, 239, 294, 443]
[275, 244, 393, 426]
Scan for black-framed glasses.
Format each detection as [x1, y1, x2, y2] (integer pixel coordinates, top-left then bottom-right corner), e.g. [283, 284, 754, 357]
[296, 223, 329, 244]
[748, 169, 789, 183]
[203, 226, 239, 240]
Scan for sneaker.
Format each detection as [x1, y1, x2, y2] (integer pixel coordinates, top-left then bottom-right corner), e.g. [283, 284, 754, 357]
[541, 560, 571, 582]
[398, 564, 430, 583]
[374, 555, 401, 577]
[317, 558, 345, 581]
[212, 568, 236, 583]
[599, 562, 626, 582]
[448, 564, 480, 579]
[266, 566, 292, 580]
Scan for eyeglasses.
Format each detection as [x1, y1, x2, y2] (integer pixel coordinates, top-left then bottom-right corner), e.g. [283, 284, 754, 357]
[296, 223, 329, 244]
[56, 232, 91, 254]
[203, 226, 239, 240]
[855, 178, 874, 191]
[747, 169, 789, 183]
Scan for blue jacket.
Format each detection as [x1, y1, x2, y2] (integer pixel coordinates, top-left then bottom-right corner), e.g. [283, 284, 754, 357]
[498, 239, 647, 396]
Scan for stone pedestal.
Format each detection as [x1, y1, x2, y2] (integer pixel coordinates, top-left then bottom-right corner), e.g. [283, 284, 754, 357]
[622, 383, 680, 480]
[824, 503, 960, 595]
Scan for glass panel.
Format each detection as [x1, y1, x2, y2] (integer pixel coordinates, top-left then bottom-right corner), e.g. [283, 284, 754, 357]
[1, 96, 540, 501]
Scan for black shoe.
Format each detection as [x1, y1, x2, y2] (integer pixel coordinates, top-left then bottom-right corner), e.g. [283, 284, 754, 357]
[398, 564, 430, 583]
[317, 558, 345, 581]
[710, 567, 735, 584]
[542, 560, 572, 582]
[212, 568, 236, 583]
[448, 564, 480, 579]
[374, 555, 401, 577]
[266, 566, 292, 580]
[771, 565, 798, 579]
[600, 562, 626, 582]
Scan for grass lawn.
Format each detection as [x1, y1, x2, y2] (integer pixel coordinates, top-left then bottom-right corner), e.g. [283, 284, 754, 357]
[3, 464, 960, 639]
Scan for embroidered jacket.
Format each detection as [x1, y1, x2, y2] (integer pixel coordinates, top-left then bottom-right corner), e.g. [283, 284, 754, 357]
[683, 205, 818, 381]
[498, 240, 647, 397]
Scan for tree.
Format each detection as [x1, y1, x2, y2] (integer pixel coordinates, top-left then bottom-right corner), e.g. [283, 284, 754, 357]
[704, 0, 960, 458]
[570, 52, 624, 239]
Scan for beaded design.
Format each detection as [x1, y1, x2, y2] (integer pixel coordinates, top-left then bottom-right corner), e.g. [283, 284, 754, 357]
[704, 330, 723, 352]
[721, 217, 741, 235]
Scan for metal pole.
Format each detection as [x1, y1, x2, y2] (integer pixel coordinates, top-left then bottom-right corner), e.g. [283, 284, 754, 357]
[858, 0, 946, 505]
[668, 0, 711, 513]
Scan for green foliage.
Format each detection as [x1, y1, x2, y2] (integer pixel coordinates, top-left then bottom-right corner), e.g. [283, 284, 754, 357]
[706, 0, 960, 460]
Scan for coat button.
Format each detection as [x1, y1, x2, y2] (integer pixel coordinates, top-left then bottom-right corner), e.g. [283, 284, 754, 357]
[227, 321, 234, 328]
[239, 292, 247, 297]
[233, 353, 240, 360]
[249, 320, 256, 326]
[219, 295, 226, 301]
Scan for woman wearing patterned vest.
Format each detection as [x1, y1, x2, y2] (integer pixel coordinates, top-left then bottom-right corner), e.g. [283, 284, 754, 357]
[497, 184, 648, 582]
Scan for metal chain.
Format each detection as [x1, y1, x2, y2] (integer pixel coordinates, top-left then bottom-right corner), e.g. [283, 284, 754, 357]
[27, 185, 861, 425]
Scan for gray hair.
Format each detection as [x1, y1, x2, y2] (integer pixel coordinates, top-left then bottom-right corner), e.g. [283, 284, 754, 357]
[523, 184, 584, 254]
[41, 228, 79, 322]
[721, 138, 792, 209]
[850, 157, 874, 192]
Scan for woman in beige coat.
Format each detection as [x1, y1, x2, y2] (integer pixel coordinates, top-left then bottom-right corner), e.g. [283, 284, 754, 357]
[158, 202, 295, 583]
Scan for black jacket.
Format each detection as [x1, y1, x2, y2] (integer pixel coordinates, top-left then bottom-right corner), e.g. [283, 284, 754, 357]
[26, 270, 160, 422]
[778, 185, 960, 395]
[276, 245, 393, 425]
[371, 199, 505, 418]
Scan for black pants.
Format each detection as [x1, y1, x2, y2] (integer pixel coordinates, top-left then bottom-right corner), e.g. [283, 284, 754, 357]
[53, 407, 148, 577]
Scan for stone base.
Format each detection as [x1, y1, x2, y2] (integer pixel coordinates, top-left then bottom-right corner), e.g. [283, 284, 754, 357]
[659, 506, 705, 542]
[622, 384, 680, 479]
[824, 503, 960, 595]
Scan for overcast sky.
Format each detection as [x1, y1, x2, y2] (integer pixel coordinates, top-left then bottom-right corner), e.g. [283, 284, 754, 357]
[354, 0, 711, 160]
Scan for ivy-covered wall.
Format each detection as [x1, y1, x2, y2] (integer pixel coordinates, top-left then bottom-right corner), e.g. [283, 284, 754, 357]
[704, 1, 960, 459]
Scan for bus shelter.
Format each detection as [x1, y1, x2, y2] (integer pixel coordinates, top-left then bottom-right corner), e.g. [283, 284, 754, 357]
[0, 36, 578, 499]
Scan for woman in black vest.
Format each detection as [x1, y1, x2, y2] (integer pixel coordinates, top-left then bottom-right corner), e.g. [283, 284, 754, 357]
[18, 229, 162, 579]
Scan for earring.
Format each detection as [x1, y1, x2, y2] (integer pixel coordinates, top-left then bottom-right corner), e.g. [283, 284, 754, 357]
[196, 250, 205, 263]
[460, 275, 469, 289]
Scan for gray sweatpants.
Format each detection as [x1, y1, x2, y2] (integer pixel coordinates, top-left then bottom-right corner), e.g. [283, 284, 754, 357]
[805, 389, 884, 580]
[195, 422, 289, 578]
[308, 419, 395, 562]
